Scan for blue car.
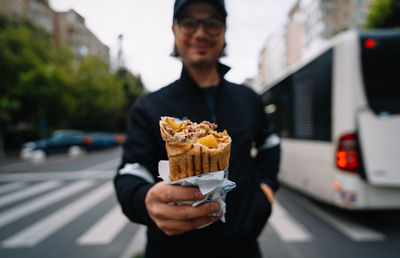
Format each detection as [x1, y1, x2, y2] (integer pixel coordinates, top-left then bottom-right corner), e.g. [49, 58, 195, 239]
[84, 132, 119, 149]
[20, 130, 87, 160]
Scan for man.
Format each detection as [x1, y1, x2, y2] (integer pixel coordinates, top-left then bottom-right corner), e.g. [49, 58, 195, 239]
[114, 0, 280, 257]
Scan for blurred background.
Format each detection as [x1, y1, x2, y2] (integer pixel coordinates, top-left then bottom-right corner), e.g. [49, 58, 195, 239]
[0, 0, 146, 159]
[0, 0, 398, 158]
[0, 0, 399, 258]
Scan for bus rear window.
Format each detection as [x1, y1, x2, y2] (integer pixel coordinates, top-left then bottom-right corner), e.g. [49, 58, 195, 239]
[361, 31, 400, 115]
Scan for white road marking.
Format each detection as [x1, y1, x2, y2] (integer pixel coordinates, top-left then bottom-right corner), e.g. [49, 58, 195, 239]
[269, 201, 313, 242]
[0, 181, 61, 208]
[0, 157, 119, 182]
[119, 225, 147, 258]
[77, 205, 128, 245]
[2, 182, 113, 248]
[0, 170, 114, 181]
[298, 197, 386, 242]
[0, 182, 25, 195]
[82, 157, 120, 171]
[0, 180, 94, 229]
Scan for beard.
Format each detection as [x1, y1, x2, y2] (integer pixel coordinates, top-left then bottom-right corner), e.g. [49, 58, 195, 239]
[172, 41, 227, 63]
[189, 54, 218, 68]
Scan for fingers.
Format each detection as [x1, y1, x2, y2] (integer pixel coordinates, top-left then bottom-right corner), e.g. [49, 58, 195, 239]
[144, 181, 223, 236]
[260, 183, 275, 204]
[160, 213, 223, 236]
[154, 181, 205, 203]
[152, 201, 221, 220]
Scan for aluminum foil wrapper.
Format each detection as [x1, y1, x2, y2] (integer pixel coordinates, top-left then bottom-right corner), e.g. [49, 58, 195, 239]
[158, 160, 236, 224]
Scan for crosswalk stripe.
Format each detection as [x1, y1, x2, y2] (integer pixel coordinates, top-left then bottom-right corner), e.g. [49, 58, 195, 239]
[297, 198, 386, 242]
[119, 225, 146, 258]
[2, 181, 114, 248]
[0, 180, 94, 229]
[81, 157, 120, 172]
[0, 158, 119, 183]
[0, 170, 114, 181]
[269, 201, 313, 242]
[0, 182, 25, 195]
[77, 205, 128, 245]
[0, 181, 61, 208]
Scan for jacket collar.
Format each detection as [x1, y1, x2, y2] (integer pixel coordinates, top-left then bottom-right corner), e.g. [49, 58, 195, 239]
[178, 62, 231, 92]
[176, 62, 230, 121]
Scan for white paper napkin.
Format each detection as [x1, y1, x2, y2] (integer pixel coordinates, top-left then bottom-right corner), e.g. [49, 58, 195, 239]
[158, 160, 236, 223]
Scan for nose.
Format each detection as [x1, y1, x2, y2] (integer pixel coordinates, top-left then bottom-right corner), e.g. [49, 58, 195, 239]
[193, 23, 207, 37]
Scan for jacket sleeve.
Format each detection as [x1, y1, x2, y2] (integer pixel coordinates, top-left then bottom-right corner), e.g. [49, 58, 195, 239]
[254, 95, 281, 192]
[114, 97, 158, 226]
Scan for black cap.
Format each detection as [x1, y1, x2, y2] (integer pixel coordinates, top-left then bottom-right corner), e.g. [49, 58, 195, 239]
[173, 0, 227, 20]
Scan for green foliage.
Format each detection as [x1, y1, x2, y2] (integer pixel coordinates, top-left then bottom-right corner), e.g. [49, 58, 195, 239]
[117, 68, 145, 105]
[0, 97, 19, 125]
[0, 14, 144, 150]
[69, 56, 126, 131]
[0, 16, 52, 131]
[365, 0, 400, 29]
[114, 68, 145, 130]
[132, 252, 144, 258]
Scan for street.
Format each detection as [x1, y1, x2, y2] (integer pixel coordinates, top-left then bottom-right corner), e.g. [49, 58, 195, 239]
[261, 187, 400, 258]
[0, 148, 142, 258]
[0, 147, 399, 258]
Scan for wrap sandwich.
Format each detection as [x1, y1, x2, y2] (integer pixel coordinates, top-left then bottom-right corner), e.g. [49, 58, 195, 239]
[159, 116, 231, 181]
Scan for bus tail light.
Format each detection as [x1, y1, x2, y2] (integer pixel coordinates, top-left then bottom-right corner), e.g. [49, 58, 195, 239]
[364, 38, 376, 49]
[336, 133, 358, 173]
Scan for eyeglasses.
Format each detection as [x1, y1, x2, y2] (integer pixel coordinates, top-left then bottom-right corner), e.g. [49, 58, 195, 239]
[175, 17, 225, 36]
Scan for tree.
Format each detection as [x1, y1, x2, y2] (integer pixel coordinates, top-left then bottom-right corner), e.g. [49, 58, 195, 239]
[0, 15, 56, 153]
[116, 68, 144, 105]
[69, 56, 126, 131]
[0, 14, 145, 153]
[365, 0, 400, 29]
[114, 68, 145, 131]
[0, 17, 74, 134]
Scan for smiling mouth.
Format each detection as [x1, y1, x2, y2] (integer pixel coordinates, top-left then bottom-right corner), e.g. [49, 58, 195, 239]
[193, 45, 209, 50]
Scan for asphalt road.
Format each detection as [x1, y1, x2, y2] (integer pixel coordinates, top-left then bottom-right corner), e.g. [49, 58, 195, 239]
[260, 187, 400, 258]
[0, 147, 143, 258]
[0, 147, 399, 258]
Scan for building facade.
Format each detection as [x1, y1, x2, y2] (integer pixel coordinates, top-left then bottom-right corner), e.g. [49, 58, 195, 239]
[0, 0, 53, 33]
[257, 27, 288, 92]
[0, 0, 109, 63]
[256, 0, 374, 92]
[53, 10, 109, 62]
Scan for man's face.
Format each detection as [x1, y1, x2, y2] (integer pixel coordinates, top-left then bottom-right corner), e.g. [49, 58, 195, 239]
[172, 2, 226, 67]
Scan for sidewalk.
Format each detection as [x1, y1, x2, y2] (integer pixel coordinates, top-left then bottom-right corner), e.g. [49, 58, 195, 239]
[0, 150, 20, 166]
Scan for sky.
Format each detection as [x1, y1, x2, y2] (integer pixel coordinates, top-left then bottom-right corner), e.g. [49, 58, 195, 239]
[49, 0, 295, 92]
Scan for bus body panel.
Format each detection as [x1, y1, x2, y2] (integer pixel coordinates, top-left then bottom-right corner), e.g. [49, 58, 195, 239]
[334, 171, 400, 209]
[279, 139, 336, 204]
[363, 183, 400, 208]
[279, 139, 400, 210]
[357, 110, 400, 186]
[332, 31, 366, 140]
[262, 30, 400, 209]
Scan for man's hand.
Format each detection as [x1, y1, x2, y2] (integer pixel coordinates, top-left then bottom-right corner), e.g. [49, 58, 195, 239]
[260, 183, 274, 204]
[145, 181, 222, 236]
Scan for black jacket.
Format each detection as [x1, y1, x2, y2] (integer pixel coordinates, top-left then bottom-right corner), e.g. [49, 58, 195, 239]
[114, 64, 280, 258]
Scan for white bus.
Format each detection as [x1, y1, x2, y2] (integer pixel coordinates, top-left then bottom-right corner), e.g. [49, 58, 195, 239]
[261, 30, 400, 209]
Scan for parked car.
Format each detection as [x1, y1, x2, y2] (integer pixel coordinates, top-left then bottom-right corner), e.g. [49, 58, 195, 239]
[84, 132, 119, 149]
[20, 130, 87, 160]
